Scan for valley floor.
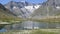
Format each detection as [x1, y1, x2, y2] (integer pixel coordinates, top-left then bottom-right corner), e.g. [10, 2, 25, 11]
[0, 29, 60, 34]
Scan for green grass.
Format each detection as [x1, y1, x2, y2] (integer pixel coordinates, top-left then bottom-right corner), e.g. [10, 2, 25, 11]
[27, 17, 60, 23]
[0, 29, 59, 34]
[39, 18, 60, 23]
[31, 29, 59, 34]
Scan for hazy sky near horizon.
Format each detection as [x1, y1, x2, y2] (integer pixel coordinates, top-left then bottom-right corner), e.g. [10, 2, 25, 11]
[0, 0, 47, 4]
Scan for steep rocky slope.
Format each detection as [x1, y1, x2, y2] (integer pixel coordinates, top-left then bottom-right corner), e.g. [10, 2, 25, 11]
[0, 3, 21, 22]
[31, 0, 60, 18]
[4, 1, 41, 18]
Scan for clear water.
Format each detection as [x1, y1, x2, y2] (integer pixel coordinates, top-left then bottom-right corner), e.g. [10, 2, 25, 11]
[0, 28, 7, 32]
[0, 21, 60, 32]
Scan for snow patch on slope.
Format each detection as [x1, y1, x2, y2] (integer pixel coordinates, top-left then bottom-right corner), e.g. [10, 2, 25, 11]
[34, 5, 41, 9]
[24, 5, 41, 13]
[13, 6, 19, 9]
[56, 6, 60, 9]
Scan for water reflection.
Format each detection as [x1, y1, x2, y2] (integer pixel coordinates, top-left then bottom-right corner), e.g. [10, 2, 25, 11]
[4, 21, 60, 30]
[0, 28, 7, 32]
[0, 21, 60, 32]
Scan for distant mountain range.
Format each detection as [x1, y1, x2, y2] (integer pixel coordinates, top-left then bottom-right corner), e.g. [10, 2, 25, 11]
[31, 0, 60, 18]
[1, 0, 60, 19]
[4, 1, 41, 18]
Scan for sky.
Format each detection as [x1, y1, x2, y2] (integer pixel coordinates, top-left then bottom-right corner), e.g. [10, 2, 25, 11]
[0, 0, 47, 4]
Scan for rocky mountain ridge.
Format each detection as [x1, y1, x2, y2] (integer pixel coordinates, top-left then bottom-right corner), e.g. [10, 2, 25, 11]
[4, 1, 41, 18]
[31, 0, 60, 18]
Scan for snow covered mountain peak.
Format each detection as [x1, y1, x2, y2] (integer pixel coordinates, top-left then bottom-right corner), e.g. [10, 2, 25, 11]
[4, 1, 41, 18]
[24, 5, 41, 13]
